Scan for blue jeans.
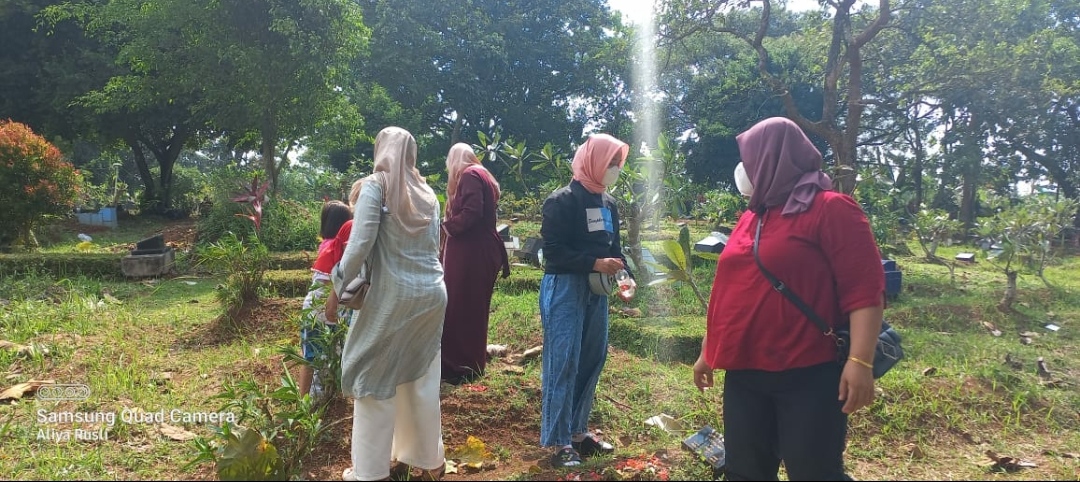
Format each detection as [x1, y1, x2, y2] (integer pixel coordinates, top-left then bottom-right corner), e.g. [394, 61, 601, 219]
[539, 273, 609, 447]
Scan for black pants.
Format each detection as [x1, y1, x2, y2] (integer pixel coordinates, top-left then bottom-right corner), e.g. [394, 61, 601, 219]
[722, 362, 851, 481]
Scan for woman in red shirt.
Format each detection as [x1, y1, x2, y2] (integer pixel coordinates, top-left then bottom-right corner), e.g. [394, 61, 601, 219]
[693, 117, 884, 480]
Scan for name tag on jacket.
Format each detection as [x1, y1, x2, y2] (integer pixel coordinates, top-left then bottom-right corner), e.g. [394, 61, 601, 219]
[586, 207, 613, 233]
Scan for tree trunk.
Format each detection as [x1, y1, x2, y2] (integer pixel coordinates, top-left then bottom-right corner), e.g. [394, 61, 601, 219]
[135, 124, 189, 213]
[125, 131, 156, 210]
[451, 115, 463, 145]
[707, 0, 890, 198]
[997, 270, 1018, 312]
[911, 123, 925, 212]
[624, 201, 648, 284]
[262, 128, 278, 194]
[832, 138, 859, 195]
[959, 167, 977, 232]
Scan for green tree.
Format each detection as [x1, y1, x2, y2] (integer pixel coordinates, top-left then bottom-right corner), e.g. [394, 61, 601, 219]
[658, 0, 893, 194]
[357, 0, 631, 160]
[43, 0, 371, 204]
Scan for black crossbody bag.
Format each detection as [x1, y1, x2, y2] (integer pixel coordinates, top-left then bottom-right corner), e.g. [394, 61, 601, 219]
[751, 216, 903, 379]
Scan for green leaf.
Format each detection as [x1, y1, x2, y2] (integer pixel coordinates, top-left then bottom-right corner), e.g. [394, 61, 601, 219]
[695, 252, 720, 261]
[662, 240, 688, 272]
[678, 225, 692, 258]
[646, 276, 674, 287]
[217, 427, 281, 481]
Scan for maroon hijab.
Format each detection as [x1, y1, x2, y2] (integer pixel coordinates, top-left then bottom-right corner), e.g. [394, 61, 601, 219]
[736, 117, 833, 215]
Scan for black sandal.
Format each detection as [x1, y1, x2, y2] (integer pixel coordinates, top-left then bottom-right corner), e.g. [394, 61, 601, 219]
[573, 435, 615, 458]
[551, 447, 582, 468]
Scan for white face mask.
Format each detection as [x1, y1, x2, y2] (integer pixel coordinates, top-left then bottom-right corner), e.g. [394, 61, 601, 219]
[601, 166, 621, 187]
[734, 162, 754, 197]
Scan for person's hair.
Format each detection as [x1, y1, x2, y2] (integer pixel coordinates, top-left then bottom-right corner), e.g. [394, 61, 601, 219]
[348, 179, 364, 207]
[319, 200, 352, 239]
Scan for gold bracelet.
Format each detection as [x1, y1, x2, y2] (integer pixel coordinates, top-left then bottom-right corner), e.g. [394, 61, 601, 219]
[848, 356, 873, 370]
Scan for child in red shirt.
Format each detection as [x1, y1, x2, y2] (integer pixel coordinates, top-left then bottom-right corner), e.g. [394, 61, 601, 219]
[299, 201, 353, 398]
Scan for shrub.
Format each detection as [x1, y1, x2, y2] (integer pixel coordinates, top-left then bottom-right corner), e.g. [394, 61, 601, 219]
[187, 366, 332, 481]
[0, 120, 80, 248]
[197, 168, 321, 252]
[0, 253, 124, 280]
[263, 269, 314, 298]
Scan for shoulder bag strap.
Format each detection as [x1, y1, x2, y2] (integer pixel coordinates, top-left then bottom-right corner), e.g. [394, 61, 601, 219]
[751, 215, 836, 338]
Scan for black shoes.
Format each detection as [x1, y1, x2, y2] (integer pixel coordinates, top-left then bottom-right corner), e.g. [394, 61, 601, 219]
[572, 435, 614, 458]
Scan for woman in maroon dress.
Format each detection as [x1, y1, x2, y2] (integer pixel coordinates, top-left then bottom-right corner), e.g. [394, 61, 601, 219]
[440, 143, 510, 384]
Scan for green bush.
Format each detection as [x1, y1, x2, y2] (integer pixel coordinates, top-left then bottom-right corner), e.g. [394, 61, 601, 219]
[263, 269, 314, 298]
[197, 167, 321, 252]
[267, 252, 317, 271]
[0, 253, 125, 280]
[168, 164, 212, 217]
[196, 232, 269, 320]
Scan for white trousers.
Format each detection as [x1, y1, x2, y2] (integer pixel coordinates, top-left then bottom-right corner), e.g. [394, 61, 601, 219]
[347, 351, 445, 481]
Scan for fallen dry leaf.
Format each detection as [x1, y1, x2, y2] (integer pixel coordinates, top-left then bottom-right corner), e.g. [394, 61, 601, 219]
[463, 384, 488, 392]
[448, 435, 494, 471]
[1004, 353, 1023, 370]
[1043, 450, 1080, 459]
[486, 344, 508, 358]
[158, 423, 196, 441]
[903, 443, 926, 459]
[1040, 379, 1066, 389]
[499, 364, 525, 375]
[0, 379, 55, 402]
[922, 367, 937, 376]
[0, 340, 35, 357]
[981, 450, 1037, 472]
[981, 321, 1002, 337]
[520, 345, 544, 363]
[444, 460, 459, 475]
[151, 372, 174, 385]
[1036, 357, 1053, 379]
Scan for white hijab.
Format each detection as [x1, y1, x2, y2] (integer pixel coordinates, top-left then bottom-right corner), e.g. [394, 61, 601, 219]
[360, 126, 438, 236]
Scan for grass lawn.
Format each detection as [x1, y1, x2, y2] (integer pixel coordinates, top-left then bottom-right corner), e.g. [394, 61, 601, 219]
[1, 216, 1078, 480]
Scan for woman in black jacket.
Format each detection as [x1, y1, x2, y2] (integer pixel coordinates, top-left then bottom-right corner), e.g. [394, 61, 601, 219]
[538, 133, 635, 468]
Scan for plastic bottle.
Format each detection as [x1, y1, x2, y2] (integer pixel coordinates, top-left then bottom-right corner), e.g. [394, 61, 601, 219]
[615, 269, 635, 302]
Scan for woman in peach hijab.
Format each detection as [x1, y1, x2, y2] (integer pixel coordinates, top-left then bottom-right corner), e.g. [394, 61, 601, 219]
[537, 133, 635, 468]
[440, 143, 510, 385]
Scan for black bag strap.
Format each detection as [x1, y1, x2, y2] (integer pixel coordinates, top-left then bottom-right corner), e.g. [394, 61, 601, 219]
[752, 215, 837, 340]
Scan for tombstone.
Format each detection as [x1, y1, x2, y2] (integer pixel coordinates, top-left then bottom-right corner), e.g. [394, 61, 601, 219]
[122, 234, 174, 277]
[639, 246, 662, 277]
[694, 232, 729, 254]
[882, 259, 902, 300]
[497, 224, 511, 242]
[514, 237, 544, 267]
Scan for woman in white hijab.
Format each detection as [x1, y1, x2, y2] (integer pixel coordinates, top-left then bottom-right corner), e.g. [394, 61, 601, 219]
[333, 126, 447, 481]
